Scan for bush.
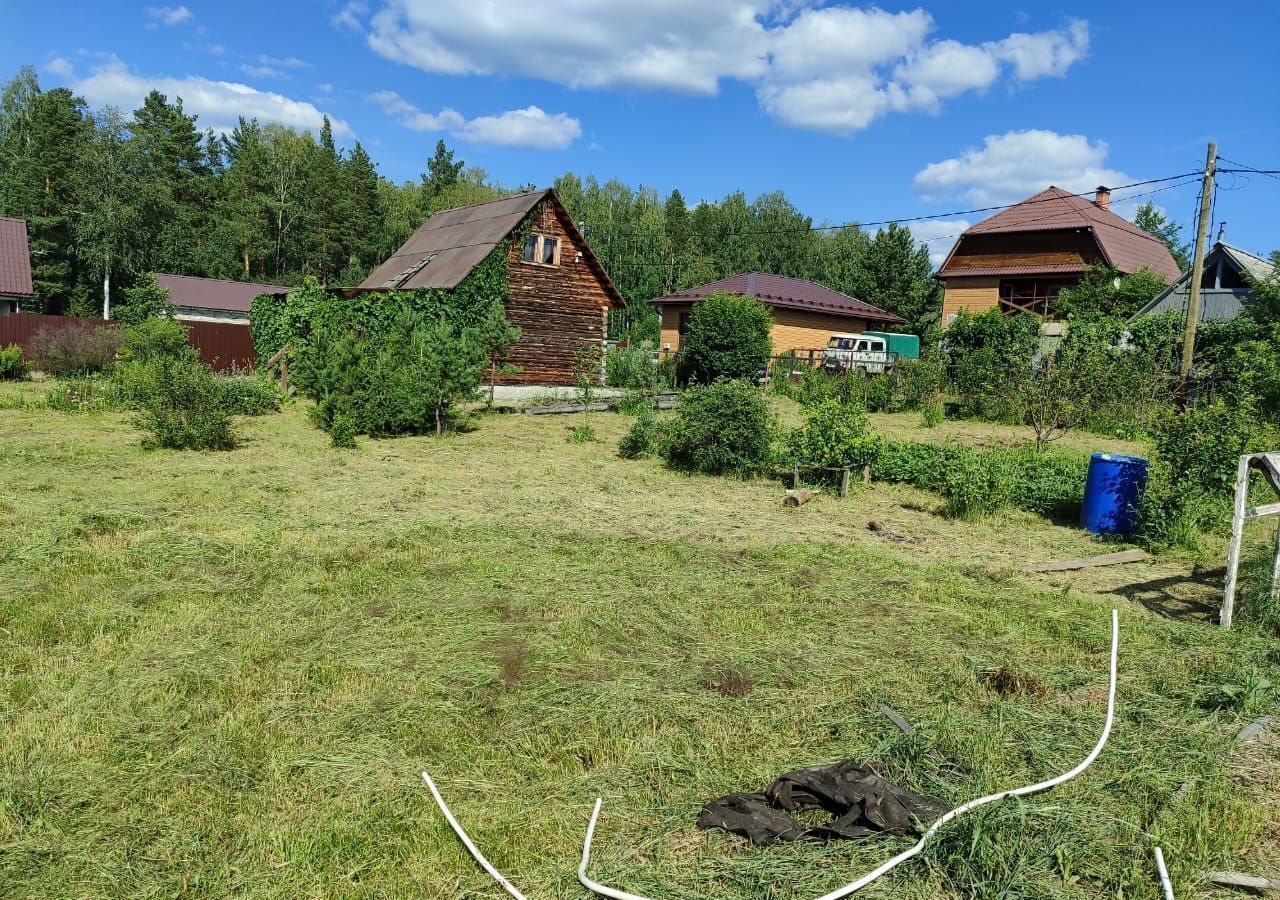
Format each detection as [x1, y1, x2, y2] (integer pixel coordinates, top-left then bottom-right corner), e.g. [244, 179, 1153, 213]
[118, 317, 192, 363]
[946, 310, 1040, 422]
[786, 398, 883, 472]
[604, 345, 656, 390]
[330, 414, 357, 449]
[0, 344, 29, 380]
[921, 396, 944, 428]
[113, 274, 173, 325]
[873, 439, 1087, 521]
[618, 407, 659, 459]
[133, 356, 236, 451]
[678, 293, 772, 384]
[661, 379, 775, 476]
[29, 323, 123, 375]
[1138, 401, 1269, 549]
[215, 375, 280, 416]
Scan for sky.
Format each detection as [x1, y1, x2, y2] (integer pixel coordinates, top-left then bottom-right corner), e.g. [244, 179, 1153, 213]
[4, 0, 1278, 267]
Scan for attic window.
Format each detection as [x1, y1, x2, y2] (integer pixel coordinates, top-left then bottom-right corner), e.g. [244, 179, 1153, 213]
[521, 233, 560, 266]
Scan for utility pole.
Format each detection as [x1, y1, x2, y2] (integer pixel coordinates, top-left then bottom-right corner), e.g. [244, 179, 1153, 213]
[1179, 141, 1217, 405]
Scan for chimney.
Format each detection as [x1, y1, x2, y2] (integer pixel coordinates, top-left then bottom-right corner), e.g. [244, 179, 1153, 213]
[1094, 186, 1111, 210]
[1217, 221, 1227, 243]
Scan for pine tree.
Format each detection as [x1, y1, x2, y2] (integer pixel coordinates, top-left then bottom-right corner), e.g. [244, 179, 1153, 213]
[1133, 201, 1191, 271]
[338, 140, 382, 283]
[130, 90, 211, 275]
[421, 139, 463, 216]
[861, 223, 940, 335]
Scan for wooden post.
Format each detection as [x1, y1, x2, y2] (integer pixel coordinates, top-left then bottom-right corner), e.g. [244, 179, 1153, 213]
[1222, 454, 1254, 628]
[793, 463, 801, 490]
[1272, 515, 1280, 600]
[1179, 141, 1217, 405]
[839, 467, 851, 498]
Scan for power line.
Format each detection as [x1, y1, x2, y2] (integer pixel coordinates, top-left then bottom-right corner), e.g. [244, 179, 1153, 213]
[1218, 158, 1280, 182]
[597, 172, 1203, 241]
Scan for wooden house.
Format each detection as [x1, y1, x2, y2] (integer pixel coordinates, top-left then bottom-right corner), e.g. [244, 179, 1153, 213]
[938, 186, 1181, 323]
[1129, 238, 1275, 324]
[0, 218, 33, 316]
[361, 190, 624, 385]
[651, 272, 904, 356]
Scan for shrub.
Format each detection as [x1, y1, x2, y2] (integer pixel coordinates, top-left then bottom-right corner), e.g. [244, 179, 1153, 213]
[113, 274, 173, 325]
[330, 414, 357, 449]
[661, 379, 775, 476]
[786, 397, 884, 472]
[873, 439, 1087, 521]
[568, 423, 597, 444]
[216, 375, 280, 417]
[1138, 401, 1269, 549]
[678, 293, 772, 384]
[618, 407, 659, 459]
[0, 344, 29, 380]
[118, 317, 192, 363]
[29, 323, 122, 375]
[604, 344, 656, 390]
[133, 356, 236, 451]
[946, 310, 1040, 422]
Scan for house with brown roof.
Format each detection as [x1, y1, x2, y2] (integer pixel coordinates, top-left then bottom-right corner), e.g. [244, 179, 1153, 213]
[938, 186, 1181, 323]
[155, 273, 285, 325]
[0, 218, 34, 316]
[361, 189, 624, 385]
[651, 272, 904, 355]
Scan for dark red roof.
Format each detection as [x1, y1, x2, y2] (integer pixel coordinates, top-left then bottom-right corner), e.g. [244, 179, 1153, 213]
[360, 189, 624, 306]
[0, 218, 33, 297]
[942, 186, 1181, 280]
[652, 272, 905, 324]
[155, 273, 286, 313]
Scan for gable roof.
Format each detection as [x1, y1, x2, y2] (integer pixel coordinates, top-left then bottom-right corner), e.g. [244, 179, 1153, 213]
[652, 272, 905, 324]
[1129, 241, 1276, 323]
[359, 189, 624, 306]
[0, 218, 33, 297]
[943, 186, 1182, 281]
[154, 273, 286, 313]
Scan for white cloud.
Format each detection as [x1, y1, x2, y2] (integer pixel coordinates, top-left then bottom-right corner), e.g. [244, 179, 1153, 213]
[258, 54, 309, 69]
[907, 219, 973, 269]
[241, 64, 285, 79]
[913, 129, 1130, 206]
[332, 0, 368, 33]
[70, 57, 352, 137]
[355, 1, 1090, 134]
[144, 5, 193, 26]
[45, 57, 75, 78]
[373, 91, 581, 149]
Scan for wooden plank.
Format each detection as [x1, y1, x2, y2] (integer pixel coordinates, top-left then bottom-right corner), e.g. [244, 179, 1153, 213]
[525, 401, 612, 415]
[879, 705, 916, 735]
[1025, 549, 1149, 573]
[1244, 501, 1280, 520]
[1202, 871, 1280, 892]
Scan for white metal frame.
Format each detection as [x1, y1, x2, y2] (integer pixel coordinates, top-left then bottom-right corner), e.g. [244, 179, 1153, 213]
[1221, 451, 1280, 628]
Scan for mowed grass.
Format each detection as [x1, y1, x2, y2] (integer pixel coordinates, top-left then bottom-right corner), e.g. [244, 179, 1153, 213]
[2, 384, 1278, 899]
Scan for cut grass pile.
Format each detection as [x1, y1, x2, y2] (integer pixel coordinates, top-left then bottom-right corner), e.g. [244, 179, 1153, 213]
[1, 384, 1277, 899]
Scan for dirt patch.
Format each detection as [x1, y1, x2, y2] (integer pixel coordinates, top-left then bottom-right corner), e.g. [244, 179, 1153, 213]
[498, 641, 528, 687]
[791, 566, 824, 588]
[704, 667, 755, 698]
[981, 664, 1045, 698]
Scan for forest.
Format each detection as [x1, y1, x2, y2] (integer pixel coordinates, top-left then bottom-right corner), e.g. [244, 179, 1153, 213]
[0, 65, 943, 332]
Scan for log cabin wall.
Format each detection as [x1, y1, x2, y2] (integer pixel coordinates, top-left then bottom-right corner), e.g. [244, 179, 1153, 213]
[499, 202, 616, 385]
[940, 276, 1001, 322]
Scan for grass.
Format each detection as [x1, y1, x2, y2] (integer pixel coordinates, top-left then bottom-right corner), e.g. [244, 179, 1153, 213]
[1, 380, 1278, 899]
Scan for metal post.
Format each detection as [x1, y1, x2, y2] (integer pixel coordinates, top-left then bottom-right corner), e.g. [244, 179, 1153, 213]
[1180, 142, 1217, 404]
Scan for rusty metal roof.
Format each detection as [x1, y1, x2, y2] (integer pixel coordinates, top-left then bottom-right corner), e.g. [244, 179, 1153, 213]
[945, 186, 1181, 280]
[154, 273, 287, 312]
[359, 190, 624, 305]
[0, 218, 33, 297]
[652, 272, 905, 324]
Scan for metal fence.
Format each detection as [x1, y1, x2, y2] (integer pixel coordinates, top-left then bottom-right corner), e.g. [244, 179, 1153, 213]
[0, 313, 255, 373]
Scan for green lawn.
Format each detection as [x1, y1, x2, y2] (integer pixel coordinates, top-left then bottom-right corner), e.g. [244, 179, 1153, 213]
[2, 384, 1277, 899]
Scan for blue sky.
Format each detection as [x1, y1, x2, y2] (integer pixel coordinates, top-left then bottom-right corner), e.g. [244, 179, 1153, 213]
[4, 1, 1278, 264]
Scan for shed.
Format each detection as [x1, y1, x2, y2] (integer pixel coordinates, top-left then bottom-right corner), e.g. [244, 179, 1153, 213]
[1128, 240, 1275, 324]
[360, 189, 624, 385]
[154, 273, 286, 325]
[651, 272, 904, 355]
[0, 218, 34, 316]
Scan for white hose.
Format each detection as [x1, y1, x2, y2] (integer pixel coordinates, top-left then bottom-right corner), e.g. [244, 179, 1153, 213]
[578, 608, 1120, 900]
[421, 770, 529, 900]
[1154, 847, 1175, 900]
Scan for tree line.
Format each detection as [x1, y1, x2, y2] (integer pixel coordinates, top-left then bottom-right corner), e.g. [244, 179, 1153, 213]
[0, 64, 1190, 334]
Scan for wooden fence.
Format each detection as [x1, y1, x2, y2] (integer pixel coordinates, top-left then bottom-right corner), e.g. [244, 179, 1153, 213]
[0, 313, 256, 373]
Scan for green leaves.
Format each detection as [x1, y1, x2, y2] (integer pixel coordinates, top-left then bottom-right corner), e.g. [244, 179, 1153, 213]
[678, 292, 772, 384]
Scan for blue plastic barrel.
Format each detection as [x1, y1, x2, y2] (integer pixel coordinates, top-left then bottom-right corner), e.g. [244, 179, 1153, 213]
[1080, 453, 1150, 535]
